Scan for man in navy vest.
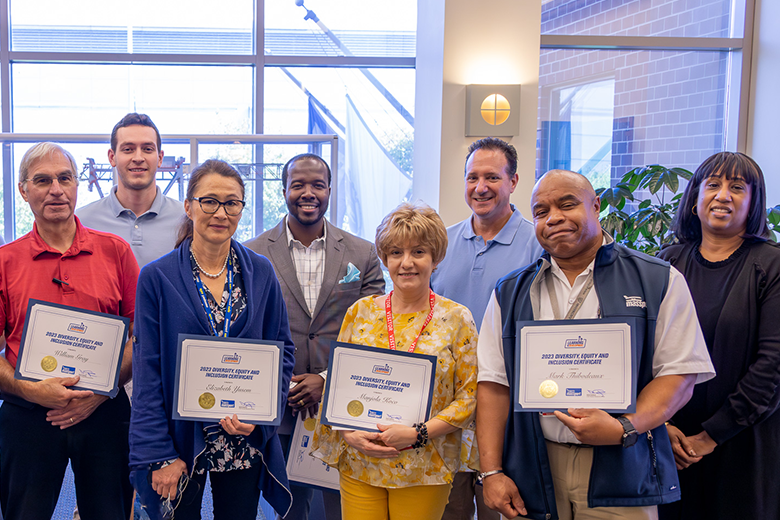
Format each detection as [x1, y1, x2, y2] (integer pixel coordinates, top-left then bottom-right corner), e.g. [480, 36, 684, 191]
[474, 170, 715, 520]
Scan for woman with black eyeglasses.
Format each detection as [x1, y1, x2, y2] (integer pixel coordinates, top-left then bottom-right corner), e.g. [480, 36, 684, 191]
[129, 159, 295, 519]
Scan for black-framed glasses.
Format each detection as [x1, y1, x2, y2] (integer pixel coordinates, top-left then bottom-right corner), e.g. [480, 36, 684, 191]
[192, 197, 245, 216]
[24, 173, 77, 189]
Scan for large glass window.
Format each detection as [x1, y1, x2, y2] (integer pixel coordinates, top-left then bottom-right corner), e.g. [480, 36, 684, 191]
[538, 0, 746, 190]
[12, 64, 254, 134]
[265, 0, 416, 57]
[10, 0, 254, 54]
[264, 66, 414, 239]
[541, 0, 742, 38]
[2, 0, 415, 243]
[537, 48, 729, 184]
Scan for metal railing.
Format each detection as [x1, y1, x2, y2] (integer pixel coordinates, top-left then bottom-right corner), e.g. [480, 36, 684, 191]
[0, 133, 338, 243]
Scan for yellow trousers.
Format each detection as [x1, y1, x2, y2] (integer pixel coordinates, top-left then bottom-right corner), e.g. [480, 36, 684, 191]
[340, 474, 453, 520]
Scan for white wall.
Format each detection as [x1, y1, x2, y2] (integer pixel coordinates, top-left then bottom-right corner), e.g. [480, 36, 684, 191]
[414, 0, 543, 226]
[747, 0, 780, 207]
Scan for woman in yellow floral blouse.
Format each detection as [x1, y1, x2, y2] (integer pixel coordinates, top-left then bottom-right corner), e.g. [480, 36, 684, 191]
[311, 202, 478, 520]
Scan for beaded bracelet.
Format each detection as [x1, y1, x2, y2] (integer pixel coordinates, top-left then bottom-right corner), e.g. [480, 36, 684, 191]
[412, 422, 429, 449]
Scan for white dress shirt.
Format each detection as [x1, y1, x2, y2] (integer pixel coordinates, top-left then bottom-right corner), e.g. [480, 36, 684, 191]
[477, 241, 715, 443]
[285, 216, 327, 315]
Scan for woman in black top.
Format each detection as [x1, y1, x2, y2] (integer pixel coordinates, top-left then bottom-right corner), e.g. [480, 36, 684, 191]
[658, 152, 780, 520]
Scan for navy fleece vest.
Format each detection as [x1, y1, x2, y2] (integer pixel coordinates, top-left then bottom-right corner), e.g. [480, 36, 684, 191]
[495, 241, 681, 520]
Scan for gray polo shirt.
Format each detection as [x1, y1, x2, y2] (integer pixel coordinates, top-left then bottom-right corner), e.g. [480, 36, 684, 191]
[77, 186, 184, 268]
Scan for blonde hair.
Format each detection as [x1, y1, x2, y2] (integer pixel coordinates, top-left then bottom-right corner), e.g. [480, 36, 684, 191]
[375, 202, 448, 265]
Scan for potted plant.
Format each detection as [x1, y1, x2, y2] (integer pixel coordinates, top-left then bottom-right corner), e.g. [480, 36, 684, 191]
[597, 166, 780, 253]
[596, 165, 692, 256]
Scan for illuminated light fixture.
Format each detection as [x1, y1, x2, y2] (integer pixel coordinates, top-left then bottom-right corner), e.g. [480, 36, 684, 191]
[466, 84, 521, 137]
[481, 94, 511, 125]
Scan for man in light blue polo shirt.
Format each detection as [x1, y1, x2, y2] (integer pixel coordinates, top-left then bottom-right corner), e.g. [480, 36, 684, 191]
[432, 137, 542, 328]
[77, 113, 183, 268]
[431, 137, 543, 520]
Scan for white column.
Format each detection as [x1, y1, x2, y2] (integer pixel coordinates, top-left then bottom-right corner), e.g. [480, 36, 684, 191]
[414, 0, 543, 224]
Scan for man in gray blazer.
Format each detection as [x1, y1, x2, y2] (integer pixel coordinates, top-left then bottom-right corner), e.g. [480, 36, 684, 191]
[245, 153, 385, 520]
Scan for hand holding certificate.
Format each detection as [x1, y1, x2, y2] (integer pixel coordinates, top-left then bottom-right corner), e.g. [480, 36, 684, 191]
[14, 299, 130, 397]
[173, 334, 284, 425]
[514, 318, 637, 413]
[321, 342, 436, 431]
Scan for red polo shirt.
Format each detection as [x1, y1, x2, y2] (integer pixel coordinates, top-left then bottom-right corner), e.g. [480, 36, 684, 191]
[0, 217, 139, 367]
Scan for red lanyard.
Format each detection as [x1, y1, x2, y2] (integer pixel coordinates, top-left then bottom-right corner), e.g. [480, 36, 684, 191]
[385, 289, 437, 352]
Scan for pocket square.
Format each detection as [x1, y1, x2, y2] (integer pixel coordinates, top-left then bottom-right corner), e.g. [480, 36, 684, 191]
[339, 262, 361, 284]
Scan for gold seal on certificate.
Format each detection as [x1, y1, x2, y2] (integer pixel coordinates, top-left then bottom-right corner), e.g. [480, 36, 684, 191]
[347, 400, 364, 417]
[198, 392, 215, 409]
[539, 379, 559, 398]
[15, 300, 130, 398]
[515, 320, 636, 413]
[41, 355, 57, 372]
[304, 418, 317, 431]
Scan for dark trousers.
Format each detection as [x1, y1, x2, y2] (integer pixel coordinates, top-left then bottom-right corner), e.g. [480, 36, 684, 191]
[278, 434, 342, 520]
[0, 391, 133, 520]
[441, 472, 501, 520]
[172, 465, 263, 520]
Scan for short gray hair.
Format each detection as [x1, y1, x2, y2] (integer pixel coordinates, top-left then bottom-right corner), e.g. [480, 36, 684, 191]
[19, 142, 79, 188]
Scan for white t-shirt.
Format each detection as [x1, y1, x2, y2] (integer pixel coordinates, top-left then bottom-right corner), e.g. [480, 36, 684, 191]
[477, 254, 716, 443]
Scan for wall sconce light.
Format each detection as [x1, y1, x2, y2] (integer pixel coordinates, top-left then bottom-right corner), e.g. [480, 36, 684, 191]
[465, 84, 521, 137]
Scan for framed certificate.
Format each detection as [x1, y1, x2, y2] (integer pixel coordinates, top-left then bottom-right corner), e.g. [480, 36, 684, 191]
[514, 318, 637, 413]
[285, 416, 340, 491]
[321, 341, 436, 431]
[14, 299, 130, 397]
[173, 334, 284, 425]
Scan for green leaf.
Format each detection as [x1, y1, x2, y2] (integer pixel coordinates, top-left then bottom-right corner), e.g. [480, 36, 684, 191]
[767, 206, 780, 226]
[643, 167, 665, 194]
[599, 185, 633, 209]
[638, 199, 651, 209]
[670, 167, 693, 180]
[662, 169, 679, 193]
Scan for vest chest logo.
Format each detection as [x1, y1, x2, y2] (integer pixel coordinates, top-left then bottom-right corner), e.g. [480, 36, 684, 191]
[623, 295, 646, 308]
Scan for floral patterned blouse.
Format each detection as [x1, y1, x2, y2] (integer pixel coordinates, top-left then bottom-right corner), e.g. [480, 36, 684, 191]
[310, 294, 478, 488]
[189, 247, 258, 474]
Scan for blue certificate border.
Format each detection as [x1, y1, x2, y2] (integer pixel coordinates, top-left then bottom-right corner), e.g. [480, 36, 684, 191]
[172, 333, 285, 426]
[513, 317, 638, 413]
[321, 341, 437, 432]
[14, 299, 130, 398]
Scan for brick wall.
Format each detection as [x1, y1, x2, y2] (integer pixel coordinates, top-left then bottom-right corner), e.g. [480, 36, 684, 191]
[536, 0, 733, 185]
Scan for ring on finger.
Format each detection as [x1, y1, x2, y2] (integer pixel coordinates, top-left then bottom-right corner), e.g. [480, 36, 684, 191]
[299, 399, 305, 407]
[70, 418, 74, 424]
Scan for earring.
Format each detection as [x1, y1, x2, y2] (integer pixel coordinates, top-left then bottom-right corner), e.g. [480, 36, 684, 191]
[692, 205, 698, 215]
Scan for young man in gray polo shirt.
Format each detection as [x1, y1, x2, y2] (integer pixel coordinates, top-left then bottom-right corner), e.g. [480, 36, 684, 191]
[431, 137, 543, 520]
[77, 113, 183, 268]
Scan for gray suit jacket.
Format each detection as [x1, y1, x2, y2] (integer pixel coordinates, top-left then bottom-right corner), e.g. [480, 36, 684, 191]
[245, 217, 385, 376]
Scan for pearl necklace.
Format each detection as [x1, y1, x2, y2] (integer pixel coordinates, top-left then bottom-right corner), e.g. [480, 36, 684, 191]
[191, 247, 229, 279]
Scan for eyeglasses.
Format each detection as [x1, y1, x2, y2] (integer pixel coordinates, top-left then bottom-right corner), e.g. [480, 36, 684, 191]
[192, 197, 245, 216]
[161, 473, 201, 520]
[24, 173, 77, 189]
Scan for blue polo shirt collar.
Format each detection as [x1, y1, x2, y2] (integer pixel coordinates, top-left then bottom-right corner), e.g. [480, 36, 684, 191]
[463, 205, 523, 245]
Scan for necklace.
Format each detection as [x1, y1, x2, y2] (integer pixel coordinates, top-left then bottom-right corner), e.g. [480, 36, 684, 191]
[191, 247, 229, 278]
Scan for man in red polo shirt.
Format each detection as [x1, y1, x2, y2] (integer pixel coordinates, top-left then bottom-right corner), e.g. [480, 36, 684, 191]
[0, 142, 139, 520]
